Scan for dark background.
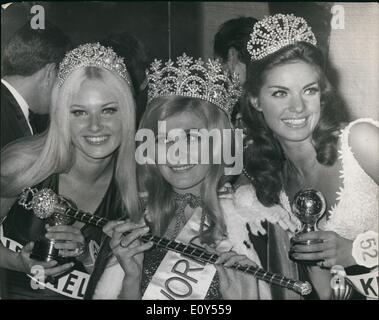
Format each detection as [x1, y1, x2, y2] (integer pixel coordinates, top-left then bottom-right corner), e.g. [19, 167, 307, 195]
[1, 1, 332, 63]
[1, 1, 204, 61]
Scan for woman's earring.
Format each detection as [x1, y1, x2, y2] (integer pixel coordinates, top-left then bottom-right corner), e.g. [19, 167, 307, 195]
[250, 98, 262, 112]
[254, 103, 262, 112]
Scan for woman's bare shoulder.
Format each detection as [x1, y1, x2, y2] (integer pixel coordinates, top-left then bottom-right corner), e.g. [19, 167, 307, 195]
[347, 120, 379, 184]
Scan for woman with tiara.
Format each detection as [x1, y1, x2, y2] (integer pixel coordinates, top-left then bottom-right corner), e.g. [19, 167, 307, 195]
[0, 43, 140, 299]
[242, 14, 378, 299]
[86, 54, 299, 300]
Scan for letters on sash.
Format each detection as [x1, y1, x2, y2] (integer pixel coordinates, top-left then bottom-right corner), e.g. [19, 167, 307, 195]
[0, 225, 90, 300]
[142, 209, 223, 300]
[347, 269, 379, 300]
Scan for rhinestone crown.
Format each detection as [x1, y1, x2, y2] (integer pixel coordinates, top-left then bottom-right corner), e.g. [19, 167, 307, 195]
[247, 14, 317, 61]
[147, 53, 242, 117]
[58, 42, 130, 86]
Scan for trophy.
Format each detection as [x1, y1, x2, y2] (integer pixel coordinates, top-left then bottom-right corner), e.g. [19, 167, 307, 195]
[18, 188, 75, 262]
[289, 188, 326, 264]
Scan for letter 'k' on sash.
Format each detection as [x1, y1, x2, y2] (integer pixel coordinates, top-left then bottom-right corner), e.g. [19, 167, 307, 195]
[142, 209, 230, 300]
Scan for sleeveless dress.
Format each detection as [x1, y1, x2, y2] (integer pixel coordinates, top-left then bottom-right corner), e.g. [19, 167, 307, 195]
[280, 118, 379, 299]
[280, 118, 379, 239]
[321, 118, 379, 239]
[1, 173, 122, 299]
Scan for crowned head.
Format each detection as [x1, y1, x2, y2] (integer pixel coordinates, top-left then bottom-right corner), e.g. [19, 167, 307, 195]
[146, 53, 242, 119]
[247, 13, 317, 61]
[57, 42, 131, 87]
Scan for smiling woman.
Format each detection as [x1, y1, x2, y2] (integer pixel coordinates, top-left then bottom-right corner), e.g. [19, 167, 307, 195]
[242, 14, 379, 300]
[250, 61, 322, 144]
[69, 76, 123, 161]
[0, 43, 140, 299]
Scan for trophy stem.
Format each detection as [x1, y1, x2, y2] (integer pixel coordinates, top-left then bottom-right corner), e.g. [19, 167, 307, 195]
[30, 238, 59, 262]
[302, 223, 317, 233]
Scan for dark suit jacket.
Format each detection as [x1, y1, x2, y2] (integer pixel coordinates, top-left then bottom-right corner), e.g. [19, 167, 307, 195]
[0, 83, 33, 298]
[0, 82, 50, 298]
[1, 82, 33, 149]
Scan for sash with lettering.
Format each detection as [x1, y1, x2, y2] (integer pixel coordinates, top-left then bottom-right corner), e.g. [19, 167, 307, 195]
[142, 209, 226, 300]
[346, 269, 379, 300]
[0, 224, 96, 300]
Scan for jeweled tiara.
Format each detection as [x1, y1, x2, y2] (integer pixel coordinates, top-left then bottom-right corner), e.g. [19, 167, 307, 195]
[247, 14, 317, 61]
[147, 53, 242, 117]
[58, 42, 130, 86]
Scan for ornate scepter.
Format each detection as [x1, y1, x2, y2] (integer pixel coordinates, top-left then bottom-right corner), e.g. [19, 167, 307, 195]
[18, 187, 312, 296]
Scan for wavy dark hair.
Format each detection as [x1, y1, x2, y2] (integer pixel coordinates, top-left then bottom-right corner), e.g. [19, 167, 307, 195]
[242, 42, 348, 207]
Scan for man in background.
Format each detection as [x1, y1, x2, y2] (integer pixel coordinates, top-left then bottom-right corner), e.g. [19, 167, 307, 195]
[1, 21, 71, 148]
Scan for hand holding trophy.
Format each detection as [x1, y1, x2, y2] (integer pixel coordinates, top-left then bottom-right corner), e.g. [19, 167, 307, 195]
[289, 188, 326, 265]
[288, 188, 356, 299]
[18, 188, 76, 262]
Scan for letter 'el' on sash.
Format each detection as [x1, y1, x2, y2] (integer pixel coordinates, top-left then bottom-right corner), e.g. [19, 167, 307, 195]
[142, 209, 217, 300]
[0, 225, 90, 300]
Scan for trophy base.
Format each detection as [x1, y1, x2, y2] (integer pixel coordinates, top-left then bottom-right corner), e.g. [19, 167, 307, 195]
[30, 239, 60, 262]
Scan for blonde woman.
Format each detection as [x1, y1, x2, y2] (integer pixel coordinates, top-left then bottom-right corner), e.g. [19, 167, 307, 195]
[0, 43, 140, 299]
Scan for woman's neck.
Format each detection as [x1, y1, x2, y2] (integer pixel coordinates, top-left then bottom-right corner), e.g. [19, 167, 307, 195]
[279, 138, 318, 178]
[66, 152, 115, 185]
[172, 183, 202, 198]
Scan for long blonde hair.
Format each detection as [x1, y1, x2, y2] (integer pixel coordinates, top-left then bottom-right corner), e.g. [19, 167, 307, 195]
[1, 66, 140, 220]
[138, 96, 232, 243]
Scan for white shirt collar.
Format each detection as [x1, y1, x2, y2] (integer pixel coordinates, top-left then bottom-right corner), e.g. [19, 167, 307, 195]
[1, 78, 33, 134]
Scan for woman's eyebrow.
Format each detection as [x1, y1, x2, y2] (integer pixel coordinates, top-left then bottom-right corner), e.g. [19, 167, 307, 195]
[70, 101, 118, 108]
[100, 101, 118, 107]
[267, 85, 289, 90]
[303, 81, 318, 89]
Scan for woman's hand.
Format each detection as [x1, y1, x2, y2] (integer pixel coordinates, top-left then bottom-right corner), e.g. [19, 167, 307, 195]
[17, 241, 74, 277]
[291, 231, 356, 268]
[103, 220, 153, 278]
[45, 224, 86, 258]
[206, 246, 260, 299]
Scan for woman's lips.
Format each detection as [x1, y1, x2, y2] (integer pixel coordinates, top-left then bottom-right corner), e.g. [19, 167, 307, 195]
[169, 164, 196, 172]
[84, 135, 110, 145]
[282, 117, 307, 128]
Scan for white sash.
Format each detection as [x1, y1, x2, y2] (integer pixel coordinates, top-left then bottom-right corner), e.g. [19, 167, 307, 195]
[346, 269, 379, 300]
[0, 224, 90, 300]
[142, 209, 223, 300]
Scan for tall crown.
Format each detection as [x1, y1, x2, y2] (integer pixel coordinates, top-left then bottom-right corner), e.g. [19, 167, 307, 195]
[58, 42, 130, 86]
[247, 14, 317, 61]
[147, 53, 242, 117]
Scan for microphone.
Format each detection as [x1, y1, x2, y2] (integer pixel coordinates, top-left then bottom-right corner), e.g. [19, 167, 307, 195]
[18, 187, 312, 296]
